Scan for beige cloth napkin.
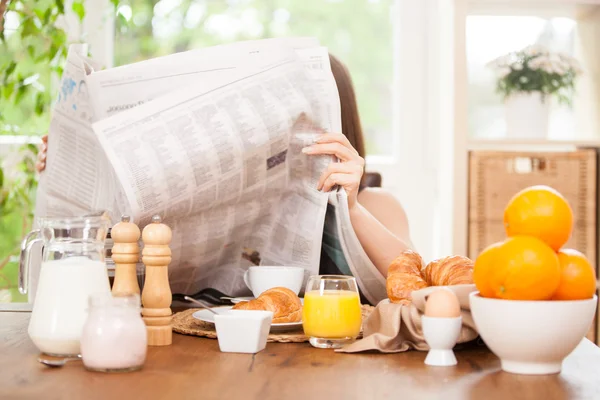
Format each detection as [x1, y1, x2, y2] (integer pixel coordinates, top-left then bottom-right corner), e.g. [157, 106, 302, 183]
[337, 284, 479, 353]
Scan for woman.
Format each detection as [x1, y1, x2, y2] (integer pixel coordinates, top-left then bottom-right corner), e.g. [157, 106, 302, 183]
[308, 54, 414, 284]
[36, 54, 414, 280]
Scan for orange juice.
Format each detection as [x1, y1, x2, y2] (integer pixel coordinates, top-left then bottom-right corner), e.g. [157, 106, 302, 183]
[302, 290, 362, 338]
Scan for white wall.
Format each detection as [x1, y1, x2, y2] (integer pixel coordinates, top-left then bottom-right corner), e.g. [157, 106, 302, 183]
[371, 0, 459, 263]
[452, 0, 470, 257]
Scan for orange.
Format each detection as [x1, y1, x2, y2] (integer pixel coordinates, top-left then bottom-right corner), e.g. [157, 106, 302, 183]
[486, 235, 561, 300]
[552, 249, 597, 300]
[473, 241, 503, 298]
[503, 185, 573, 251]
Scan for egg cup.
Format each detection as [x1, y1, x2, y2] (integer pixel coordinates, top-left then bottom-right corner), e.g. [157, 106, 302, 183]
[422, 316, 462, 366]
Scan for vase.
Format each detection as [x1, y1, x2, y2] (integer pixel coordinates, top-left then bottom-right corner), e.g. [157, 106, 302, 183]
[504, 92, 550, 139]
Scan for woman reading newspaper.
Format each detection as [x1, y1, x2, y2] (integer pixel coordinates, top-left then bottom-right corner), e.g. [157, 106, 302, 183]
[35, 54, 414, 304]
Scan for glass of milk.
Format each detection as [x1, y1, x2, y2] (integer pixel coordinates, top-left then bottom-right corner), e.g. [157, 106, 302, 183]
[19, 215, 112, 357]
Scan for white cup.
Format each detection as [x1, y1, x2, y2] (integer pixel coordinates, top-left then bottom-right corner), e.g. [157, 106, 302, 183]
[243, 266, 305, 298]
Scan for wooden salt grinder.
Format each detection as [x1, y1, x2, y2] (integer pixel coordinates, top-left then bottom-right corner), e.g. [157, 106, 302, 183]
[141, 215, 173, 346]
[111, 215, 141, 297]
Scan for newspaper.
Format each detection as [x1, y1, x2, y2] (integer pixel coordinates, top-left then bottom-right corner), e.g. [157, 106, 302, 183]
[34, 38, 388, 303]
[34, 44, 112, 220]
[329, 191, 387, 304]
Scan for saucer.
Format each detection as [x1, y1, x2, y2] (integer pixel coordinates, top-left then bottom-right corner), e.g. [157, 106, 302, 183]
[192, 307, 303, 333]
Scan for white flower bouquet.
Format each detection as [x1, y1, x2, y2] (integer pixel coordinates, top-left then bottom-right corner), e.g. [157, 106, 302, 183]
[487, 45, 583, 106]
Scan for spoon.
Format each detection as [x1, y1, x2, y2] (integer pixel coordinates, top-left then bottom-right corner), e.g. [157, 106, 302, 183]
[38, 355, 82, 368]
[220, 296, 252, 303]
[184, 296, 220, 315]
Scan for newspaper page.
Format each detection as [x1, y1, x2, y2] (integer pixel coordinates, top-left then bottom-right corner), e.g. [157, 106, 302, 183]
[35, 38, 343, 296]
[33, 45, 121, 224]
[92, 48, 339, 296]
[35, 38, 321, 223]
[86, 37, 320, 120]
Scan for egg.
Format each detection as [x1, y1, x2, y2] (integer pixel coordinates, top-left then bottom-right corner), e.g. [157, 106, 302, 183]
[424, 288, 461, 318]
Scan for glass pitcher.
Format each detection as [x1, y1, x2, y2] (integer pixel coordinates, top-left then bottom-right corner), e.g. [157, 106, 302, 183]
[19, 215, 112, 357]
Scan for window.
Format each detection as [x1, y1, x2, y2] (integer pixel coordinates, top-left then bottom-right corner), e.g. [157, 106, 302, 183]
[1, 10, 55, 137]
[0, 0, 405, 304]
[113, 0, 396, 156]
[1, 4, 51, 304]
[466, 16, 578, 140]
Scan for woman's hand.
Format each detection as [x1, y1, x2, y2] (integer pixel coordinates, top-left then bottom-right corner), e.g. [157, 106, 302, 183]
[302, 133, 365, 210]
[35, 135, 48, 173]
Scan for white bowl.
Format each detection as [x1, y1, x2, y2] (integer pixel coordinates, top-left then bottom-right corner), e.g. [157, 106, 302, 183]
[214, 310, 273, 354]
[470, 292, 597, 375]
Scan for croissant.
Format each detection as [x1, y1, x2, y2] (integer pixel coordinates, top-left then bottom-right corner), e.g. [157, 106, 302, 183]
[422, 255, 474, 286]
[386, 250, 428, 305]
[386, 251, 474, 304]
[231, 287, 302, 323]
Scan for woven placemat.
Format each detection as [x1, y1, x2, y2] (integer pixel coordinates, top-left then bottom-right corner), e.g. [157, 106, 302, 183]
[173, 304, 375, 343]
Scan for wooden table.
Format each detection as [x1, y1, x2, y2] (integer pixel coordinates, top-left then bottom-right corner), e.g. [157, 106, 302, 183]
[3, 312, 600, 400]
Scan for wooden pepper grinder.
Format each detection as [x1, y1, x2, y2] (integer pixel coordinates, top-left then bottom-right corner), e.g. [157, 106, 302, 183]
[111, 215, 141, 297]
[141, 215, 173, 346]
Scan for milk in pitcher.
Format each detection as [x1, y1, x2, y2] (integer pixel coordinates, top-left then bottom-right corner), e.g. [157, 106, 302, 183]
[28, 257, 111, 356]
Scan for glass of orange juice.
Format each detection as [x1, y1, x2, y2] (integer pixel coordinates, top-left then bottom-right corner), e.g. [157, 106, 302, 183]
[302, 275, 362, 349]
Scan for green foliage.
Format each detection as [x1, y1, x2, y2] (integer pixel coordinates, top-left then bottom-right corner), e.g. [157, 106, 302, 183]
[0, 144, 39, 301]
[1, 0, 69, 136]
[0, 0, 73, 302]
[488, 45, 583, 107]
[0, 144, 38, 217]
[71, 1, 86, 22]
